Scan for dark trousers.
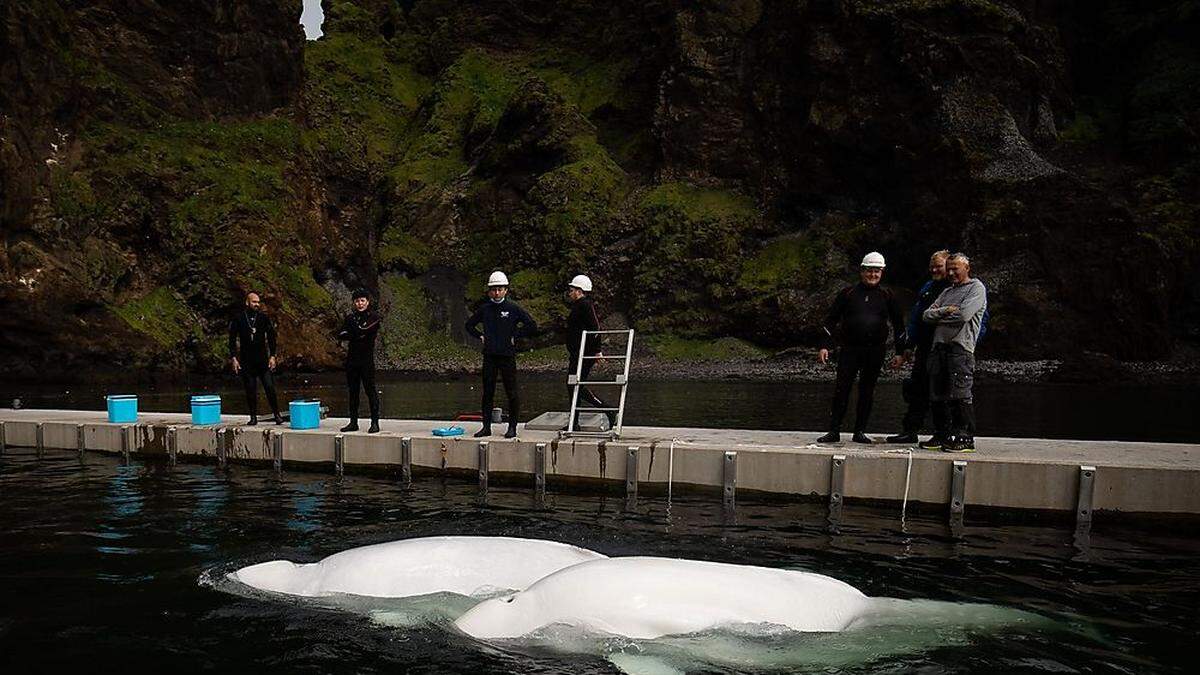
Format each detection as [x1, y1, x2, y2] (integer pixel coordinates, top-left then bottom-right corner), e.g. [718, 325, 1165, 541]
[901, 345, 933, 434]
[929, 343, 976, 440]
[567, 352, 608, 415]
[241, 368, 280, 419]
[481, 354, 519, 428]
[346, 361, 380, 423]
[829, 344, 886, 433]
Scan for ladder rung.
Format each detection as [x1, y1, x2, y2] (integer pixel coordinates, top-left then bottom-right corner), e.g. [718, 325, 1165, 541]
[574, 381, 625, 386]
[580, 355, 626, 360]
[575, 407, 620, 412]
[584, 330, 634, 335]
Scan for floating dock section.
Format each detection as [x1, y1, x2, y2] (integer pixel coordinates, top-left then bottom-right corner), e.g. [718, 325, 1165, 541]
[2, 409, 1198, 525]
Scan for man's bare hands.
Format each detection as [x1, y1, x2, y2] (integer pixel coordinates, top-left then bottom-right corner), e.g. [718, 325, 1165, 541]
[889, 355, 905, 369]
[231, 357, 240, 375]
[268, 356, 276, 371]
[818, 348, 829, 364]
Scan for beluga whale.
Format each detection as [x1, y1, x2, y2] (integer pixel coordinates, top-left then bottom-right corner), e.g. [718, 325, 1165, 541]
[229, 536, 607, 598]
[454, 556, 872, 639]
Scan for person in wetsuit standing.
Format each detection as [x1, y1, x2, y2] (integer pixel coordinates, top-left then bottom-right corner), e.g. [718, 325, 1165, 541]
[564, 274, 613, 426]
[816, 252, 906, 444]
[465, 271, 537, 439]
[337, 289, 381, 433]
[229, 291, 282, 425]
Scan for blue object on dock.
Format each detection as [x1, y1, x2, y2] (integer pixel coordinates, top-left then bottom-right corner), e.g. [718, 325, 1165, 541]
[290, 400, 320, 429]
[106, 394, 138, 423]
[190, 395, 221, 426]
[432, 426, 465, 437]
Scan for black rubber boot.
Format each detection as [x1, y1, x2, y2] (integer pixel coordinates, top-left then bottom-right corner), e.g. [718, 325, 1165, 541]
[367, 421, 380, 434]
[247, 416, 258, 426]
[273, 412, 284, 425]
[852, 432, 875, 444]
[340, 422, 359, 432]
[474, 427, 492, 438]
[816, 431, 841, 444]
[886, 432, 918, 444]
[504, 425, 518, 439]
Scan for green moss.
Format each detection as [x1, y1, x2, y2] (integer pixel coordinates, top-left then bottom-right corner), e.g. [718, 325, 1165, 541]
[111, 286, 196, 347]
[277, 265, 333, 313]
[640, 183, 758, 223]
[739, 235, 824, 293]
[530, 51, 635, 116]
[509, 268, 566, 328]
[378, 227, 434, 273]
[643, 336, 771, 362]
[378, 274, 475, 362]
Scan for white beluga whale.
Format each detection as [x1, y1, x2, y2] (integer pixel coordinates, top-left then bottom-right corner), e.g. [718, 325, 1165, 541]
[454, 556, 872, 639]
[228, 536, 607, 598]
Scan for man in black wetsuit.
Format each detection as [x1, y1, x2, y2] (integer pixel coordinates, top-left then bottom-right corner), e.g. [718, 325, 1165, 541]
[228, 292, 282, 425]
[816, 252, 906, 444]
[464, 271, 537, 439]
[564, 274, 612, 426]
[886, 250, 951, 444]
[337, 289, 381, 433]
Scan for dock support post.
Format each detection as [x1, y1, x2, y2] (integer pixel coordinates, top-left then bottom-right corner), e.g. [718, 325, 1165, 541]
[77, 424, 86, 460]
[166, 426, 177, 466]
[334, 434, 345, 477]
[0, 421, 6, 455]
[272, 431, 283, 474]
[723, 451, 737, 511]
[35, 422, 45, 459]
[950, 460, 967, 528]
[477, 441, 489, 496]
[534, 443, 547, 507]
[121, 425, 132, 464]
[625, 446, 639, 509]
[828, 455, 846, 525]
[399, 437, 411, 485]
[215, 428, 226, 468]
[1077, 465, 1096, 527]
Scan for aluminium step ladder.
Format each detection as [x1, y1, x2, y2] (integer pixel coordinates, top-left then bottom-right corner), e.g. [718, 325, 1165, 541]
[562, 329, 634, 439]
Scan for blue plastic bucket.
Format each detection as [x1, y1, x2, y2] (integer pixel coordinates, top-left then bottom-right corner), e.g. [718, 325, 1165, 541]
[106, 395, 138, 423]
[290, 400, 320, 429]
[190, 395, 221, 426]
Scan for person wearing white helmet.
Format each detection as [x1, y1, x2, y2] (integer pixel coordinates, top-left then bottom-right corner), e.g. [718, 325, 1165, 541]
[464, 270, 538, 438]
[565, 274, 611, 424]
[816, 252, 907, 445]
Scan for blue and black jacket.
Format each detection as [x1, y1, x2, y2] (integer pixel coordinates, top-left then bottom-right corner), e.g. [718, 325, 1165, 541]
[465, 298, 538, 357]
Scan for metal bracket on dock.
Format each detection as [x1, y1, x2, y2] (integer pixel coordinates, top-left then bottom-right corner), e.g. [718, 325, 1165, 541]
[166, 426, 177, 466]
[399, 437, 412, 484]
[35, 422, 45, 459]
[950, 460, 967, 528]
[334, 434, 345, 477]
[272, 431, 283, 473]
[1077, 465, 1097, 526]
[828, 455, 846, 524]
[477, 441, 489, 495]
[121, 425, 132, 464]
[0, 421, 6, 455]
[534, 443, 547, 506]
[77, 424, 87, 460]
[723, 451, 737, 510]
[625, 446, 639, 509]
[215, 427, 227, 468]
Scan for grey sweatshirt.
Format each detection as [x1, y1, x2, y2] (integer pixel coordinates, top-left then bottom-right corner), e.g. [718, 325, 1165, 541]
[922, 278, 987, 353]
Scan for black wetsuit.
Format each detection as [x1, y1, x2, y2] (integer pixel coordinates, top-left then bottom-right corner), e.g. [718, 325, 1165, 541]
[338, 309, 381, 424]
[821, 282, 906, 434]
[228, 309, 280, 420]
[464, 298, 537, 428]
[565, 295, 608, 418]
[900, 278, 951, 435]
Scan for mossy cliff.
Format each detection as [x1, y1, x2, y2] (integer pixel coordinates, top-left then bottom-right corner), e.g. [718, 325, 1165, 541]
[1, 0, 1197, 377]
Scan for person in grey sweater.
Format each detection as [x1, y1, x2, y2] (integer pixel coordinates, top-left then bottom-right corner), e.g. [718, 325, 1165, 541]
[919, 253, 987, 452]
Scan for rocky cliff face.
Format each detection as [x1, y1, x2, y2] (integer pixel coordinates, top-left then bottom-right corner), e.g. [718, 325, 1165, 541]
[1, 0, 1196, 377]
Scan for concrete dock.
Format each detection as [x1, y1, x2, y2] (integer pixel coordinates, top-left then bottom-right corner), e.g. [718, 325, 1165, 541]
[2, 408, 1198, 522]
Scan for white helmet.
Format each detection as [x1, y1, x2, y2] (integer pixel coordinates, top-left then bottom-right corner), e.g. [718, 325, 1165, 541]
[568, 274, 593, 292]
[487, 271, 509, 287]
[861, 252, 886, 268]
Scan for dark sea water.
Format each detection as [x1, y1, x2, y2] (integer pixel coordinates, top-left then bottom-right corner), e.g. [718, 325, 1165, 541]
[0, 449, 1196, 673]
[1, 373, 1197, 442]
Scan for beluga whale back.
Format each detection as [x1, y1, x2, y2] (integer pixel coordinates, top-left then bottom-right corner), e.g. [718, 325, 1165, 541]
[454, 556, 872, 639]
[229, 536, 607, 598]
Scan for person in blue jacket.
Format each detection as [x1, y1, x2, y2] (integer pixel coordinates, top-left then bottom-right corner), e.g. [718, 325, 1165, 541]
[464, 271, 538, 438]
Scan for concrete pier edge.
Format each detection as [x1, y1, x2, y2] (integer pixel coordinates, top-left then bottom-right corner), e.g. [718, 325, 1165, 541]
[2, 409, 1199, 525]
